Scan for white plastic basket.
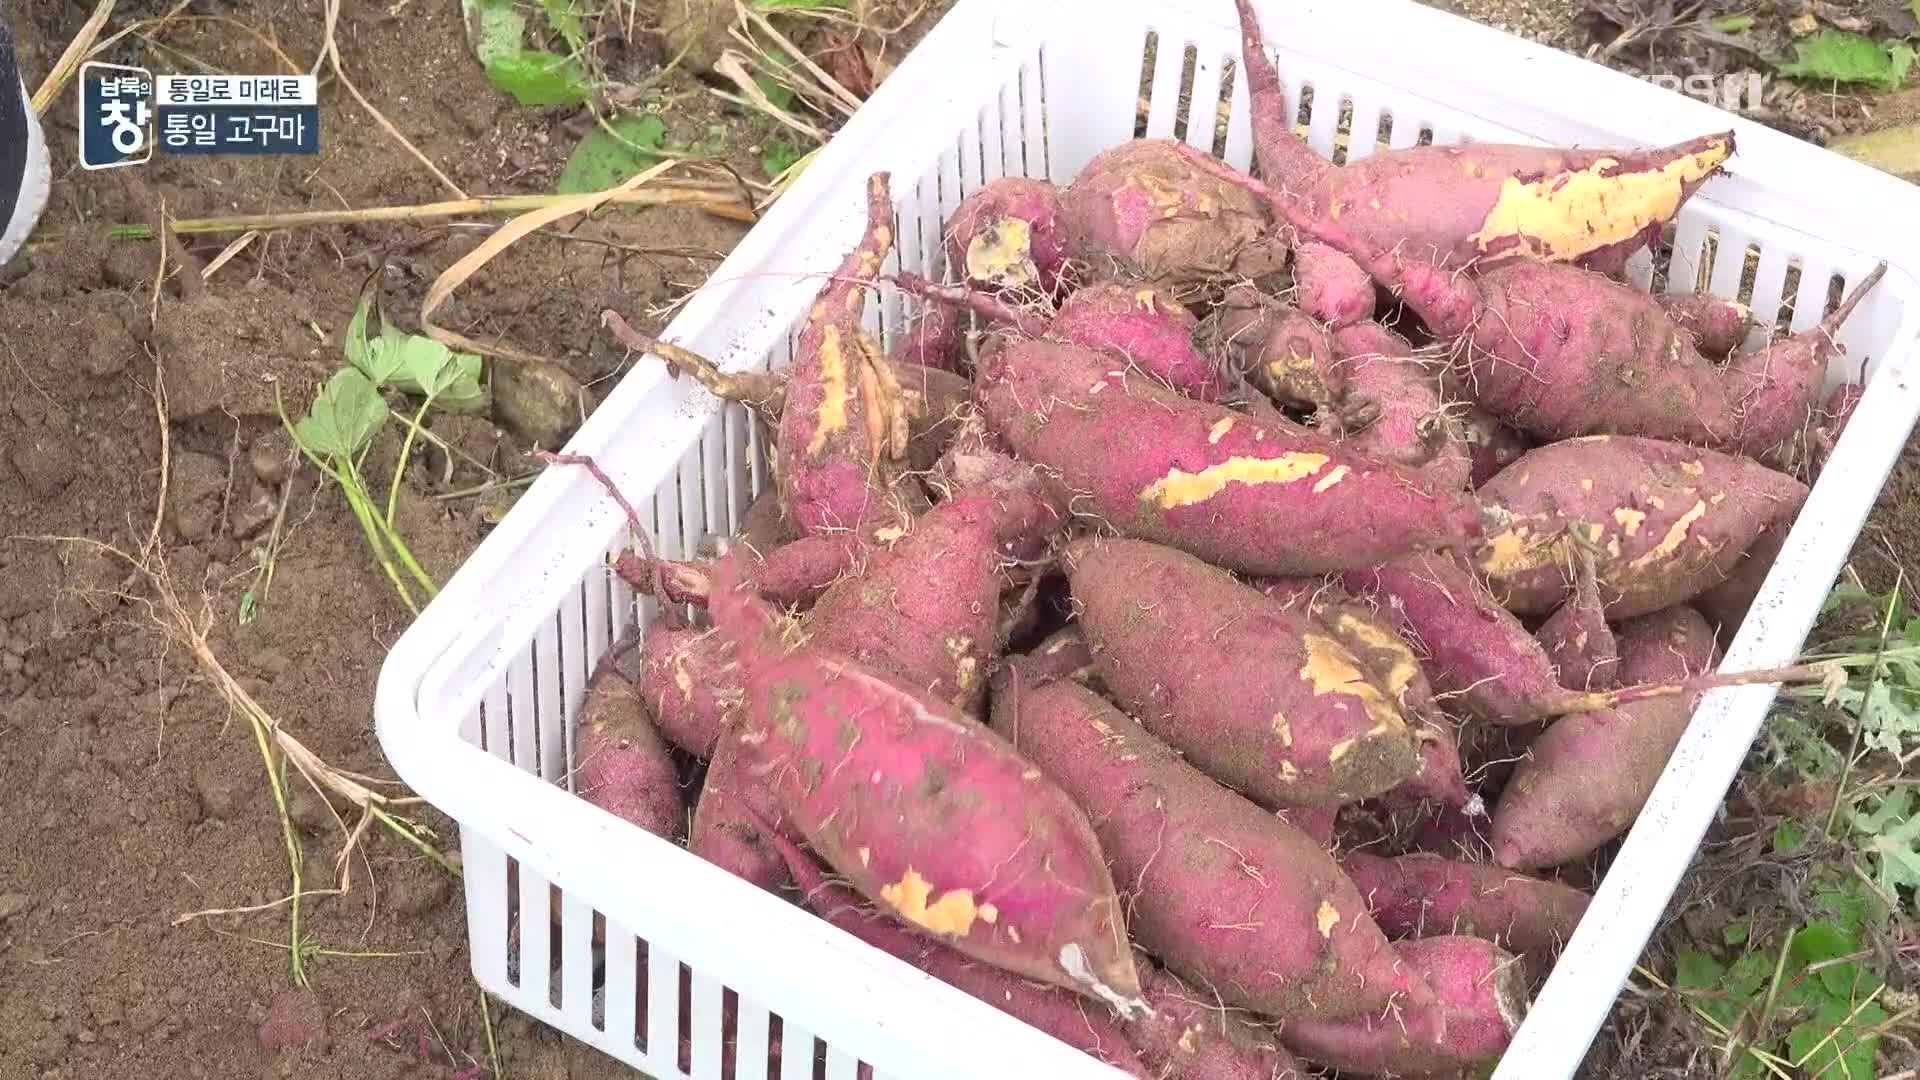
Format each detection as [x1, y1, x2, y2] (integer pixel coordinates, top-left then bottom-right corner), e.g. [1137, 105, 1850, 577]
[373, 2, 1920, 1077]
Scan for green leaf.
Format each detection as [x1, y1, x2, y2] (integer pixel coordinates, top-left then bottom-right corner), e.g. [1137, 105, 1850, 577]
[1787, 998, 1886, 1079]
[762, 138, 807, 178]
[463, 0, 527, 66]
[1814, 878, 1875, 936]
[296, 368, 388, 461]
[1792, 921, 1859, 969]
[1775, 31, 1915, 91]
[1775, 819, 1807, 854]
[753, 48, 800, 111]
[1724, 921, 1750, 946]
[557, 115, 667, 194]
[1675, 949, 1725, 989]
[1710, 14, 1756, 33]
[541, 0, 586, 50]
[426, 351, 488, 413]
[485, 49, 591, 107]
[1726, 949, 1775, 1001]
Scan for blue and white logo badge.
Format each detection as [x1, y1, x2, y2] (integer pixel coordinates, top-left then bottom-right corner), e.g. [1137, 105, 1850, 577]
[78, 61, 154, 170]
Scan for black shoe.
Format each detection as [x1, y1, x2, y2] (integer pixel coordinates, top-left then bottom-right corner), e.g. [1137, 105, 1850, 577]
[1, 20, 51, 268]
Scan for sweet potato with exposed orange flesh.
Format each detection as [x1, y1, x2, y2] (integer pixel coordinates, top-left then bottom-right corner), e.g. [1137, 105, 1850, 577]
[1474, 434, 1810, 618]
[572, 650, 685, 840]
[1174, 142, 1890, 457]
[1490, 604, 1721, 870]
[1338, 850, 1591, 956]
[975, 339, 1485, 576]
[1254, 576, 1470, 813]
[1213, 285, 1350, 423]
[988, 666, 1440, 1024]
[1657, 293, 1752, 359]
[767, 829, 1154, 1079]
[1294, 240, 1378, 327]
[1127, 960, 1310, 1080]
[1534, 552, 1619, 693]
[637, 623, 739, 758]
[943, 176, 1072, 299]
[1330, 320, 1472, 491]
[1276, 936, 1526, 1076]
[1061, 138, 1285, 292]
[1069, 537, 1420, 807]
[1461, 407, 1532, 488]
[1233, 0, 1731, 274]
[1343, 550, 1587, 726]
[707, 548, 1147, 1015]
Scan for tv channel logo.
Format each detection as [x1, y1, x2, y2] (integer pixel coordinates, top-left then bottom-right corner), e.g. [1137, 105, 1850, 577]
[78, 61, 154, 171]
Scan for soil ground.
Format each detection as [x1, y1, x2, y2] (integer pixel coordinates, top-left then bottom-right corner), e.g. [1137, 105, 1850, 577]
[1, 2, 1916, 1079]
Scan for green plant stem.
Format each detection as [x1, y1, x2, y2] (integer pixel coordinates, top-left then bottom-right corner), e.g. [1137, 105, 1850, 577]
[367, 804, 461, 877]
[338, 463, 421, 615]
[387, 392, 437, 529]
[250, 721, 307, 986]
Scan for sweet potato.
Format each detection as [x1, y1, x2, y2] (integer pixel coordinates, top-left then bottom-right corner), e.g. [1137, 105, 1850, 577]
[1330, 320, 1472, 490]
[1460, 407, 1532, 488]
[1233, 0, 1731, 273]
[689, 720, 794, 892]
[769, 829, 1153, 1079]
[1534, 552, 1619, 693]
[1069, 537, 1420, 807]
[1294, 240, 1377, 327]
[943, 176, 1072, 298]
[988, 668, 1440, 1024]
[1276, 936, 1526, 1077]
[1255, 576, 1470, 812]
[974, 338, 1485, 576]
[774, 172, 920, 538]
[732, 487, 799, 553]
[887, 298, 968, 374]
[1657, 293, 1752, 359]
[1693, 521, 1786, 644]
[1474, 434, 1810, 618]
[1213, 285, 1348, 422]
[1343, 550, 1586, 726]
[572, 650, 685, 840]
[1017, 624, 1101, 688]
[708, 548, 1146, 1014]
[1338, 850, 1591, 956]
[1060, 138, 1284, 292]
[1490, 604, 1721, 870]
[1127, 960, 1309, 1080]
[1178, 143, 1889, 456]
[636, 623, 739, 757]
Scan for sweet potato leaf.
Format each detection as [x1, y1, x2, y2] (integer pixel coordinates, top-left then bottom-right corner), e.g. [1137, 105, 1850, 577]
[297, 368, 388, 461]
[558, 115, 667, 194]
[1775, 31, 1915, 91]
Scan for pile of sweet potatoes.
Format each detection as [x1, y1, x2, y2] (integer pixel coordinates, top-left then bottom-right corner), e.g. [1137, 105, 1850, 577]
[537, 2, 1893, 1074]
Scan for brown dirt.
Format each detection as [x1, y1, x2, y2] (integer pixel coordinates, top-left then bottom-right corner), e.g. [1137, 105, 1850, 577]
[3, 2, 1917, 1080]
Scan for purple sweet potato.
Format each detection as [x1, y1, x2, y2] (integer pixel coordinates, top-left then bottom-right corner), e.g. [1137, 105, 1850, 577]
[1693, 521, 1786, 643]
[733, 487, 799, 553]
[1330, 320, 1472, 491]
[708, 548, 1146, 1013]
[1657, 293, 1752, 359]
[1294, 240, 1377, 327]
[1343, 550, 1586, 726]
[572, 651, 685, 840]
[1276, 935, 1526, 1076]
[637, 623, 740, 758]
[1233, 0, 1731, 273]
[1474, 434, 1811, 618]
[1534, 552, 1620, 693]
[1069, 537, 1420, 807]
[617, 531, 864, 610]
[1339, 850, 1591, 956]
[1048, 281, 1226, 401]
[1256, 576, 1470, 812]
[943, 176, 1072, 298]
[1017, 624, 1101, 688]
[1460, 407, 1532, 488]
[775, 172, 919, 539]
[974, 338, 1485, 576]
[1177, 142, 1889, 457]
[769, 829, 1154, 1079]
[1060, 138, 1284, 292]
[1490, 605, 1722, 870]
[988, 668, 1441, 1024]
[887, 300, 966, 374]
[689, 721, 794, 891]
[1127, 960, 1309, 1080]
[1214, 285, 1348, 422]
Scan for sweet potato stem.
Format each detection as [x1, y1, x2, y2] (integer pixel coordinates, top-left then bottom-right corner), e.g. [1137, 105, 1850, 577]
[602, 309, 787, 415]
[889, 272, 1054, 340]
